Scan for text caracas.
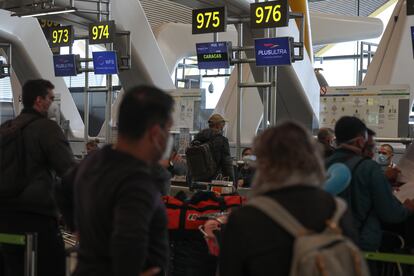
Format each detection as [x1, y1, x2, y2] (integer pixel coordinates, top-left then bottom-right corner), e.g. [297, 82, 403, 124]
[203, 53, 223, 59]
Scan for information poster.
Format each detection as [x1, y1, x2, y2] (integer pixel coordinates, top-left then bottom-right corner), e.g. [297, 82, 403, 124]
[169, 89, 201, 131]
[320, 85, 410, 138]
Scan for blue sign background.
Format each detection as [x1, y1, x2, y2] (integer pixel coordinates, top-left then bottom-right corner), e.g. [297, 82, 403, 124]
[53, 54, 77, 77]
[196, 42, 230, 69]
[93, 51, 118, 75]
[255, 37, 292, 67]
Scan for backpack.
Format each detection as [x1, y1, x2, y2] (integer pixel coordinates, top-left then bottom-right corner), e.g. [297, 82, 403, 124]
[0, 115, 40, 198]
[248, 196, 369, 276]
[186, 139, 217, 181]
[324, 155, 365, 195]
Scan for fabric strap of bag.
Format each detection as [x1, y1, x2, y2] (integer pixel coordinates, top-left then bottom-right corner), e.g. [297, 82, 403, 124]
[248, 196, 347, 237]
[329, 198, 347, 226]
[247, 196, 309, 237]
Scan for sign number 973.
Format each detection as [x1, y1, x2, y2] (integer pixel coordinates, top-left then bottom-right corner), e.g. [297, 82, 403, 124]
[192, 7, 226, 34]
[250, 0, 289, 29]
[49, 26, 73, 47]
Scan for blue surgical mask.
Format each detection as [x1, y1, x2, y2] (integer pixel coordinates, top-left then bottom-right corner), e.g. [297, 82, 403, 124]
[377, 154, 389, 166]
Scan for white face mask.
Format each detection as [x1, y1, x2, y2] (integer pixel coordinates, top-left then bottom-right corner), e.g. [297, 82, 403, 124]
[161, 134, 174, 160]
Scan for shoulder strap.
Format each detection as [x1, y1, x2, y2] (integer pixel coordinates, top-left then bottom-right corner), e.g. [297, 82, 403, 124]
[344, 156, 365, 175]
[330, 197, 347, 225]
[248, 196, 309, 237]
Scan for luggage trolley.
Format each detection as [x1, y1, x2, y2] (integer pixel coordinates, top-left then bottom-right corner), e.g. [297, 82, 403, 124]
[0, 232, 37, 276]
[62, 230, 78, 276]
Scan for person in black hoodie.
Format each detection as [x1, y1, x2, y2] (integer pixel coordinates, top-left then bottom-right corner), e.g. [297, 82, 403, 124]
[219, 121, 357, 276]
[192, 114, 234, 181]
[0, 79, 74, 276]
[59, 85, 174, 276]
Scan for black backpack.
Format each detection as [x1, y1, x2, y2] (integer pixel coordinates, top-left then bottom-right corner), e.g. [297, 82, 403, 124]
[0, 115, 40, 198]
[186, 139, 217, 182]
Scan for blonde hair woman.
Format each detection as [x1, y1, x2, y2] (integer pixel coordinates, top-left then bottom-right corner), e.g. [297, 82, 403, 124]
[219, 121, 357, 276]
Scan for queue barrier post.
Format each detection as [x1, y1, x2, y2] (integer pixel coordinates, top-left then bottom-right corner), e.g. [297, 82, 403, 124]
[0, 232, 37, 276]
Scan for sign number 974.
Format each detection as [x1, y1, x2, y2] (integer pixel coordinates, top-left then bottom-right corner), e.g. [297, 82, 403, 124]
[192, 7, 226, 34]
[92, 25, 110, 40]
[88, 21, 115, 44]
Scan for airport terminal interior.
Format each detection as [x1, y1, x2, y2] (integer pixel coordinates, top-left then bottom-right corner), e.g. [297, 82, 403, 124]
[1, 0, 414, 275]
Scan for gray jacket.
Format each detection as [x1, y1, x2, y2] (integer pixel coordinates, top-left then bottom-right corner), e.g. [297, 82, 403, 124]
[0, 109, 74, 217]
[194, 128, 234, 180]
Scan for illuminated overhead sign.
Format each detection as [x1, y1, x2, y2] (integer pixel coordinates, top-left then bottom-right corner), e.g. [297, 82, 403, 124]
[89, 21, 115, 44]
[53, 54, 78, 76]
[192, 7, 226, 34]
[408, 0, 414, 16]
[250, 0, 289, 29]
[196, 42, 231, 69]
[49, 25, 74, 47]
[93, 51, 118, 75]
[255, 37, 293, 66]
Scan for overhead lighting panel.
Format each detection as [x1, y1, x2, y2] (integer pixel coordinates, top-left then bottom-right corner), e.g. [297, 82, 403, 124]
[11, 6, 77, 18]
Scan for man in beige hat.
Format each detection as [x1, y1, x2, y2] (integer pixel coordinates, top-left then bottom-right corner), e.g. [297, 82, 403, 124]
[189, 113, 234, 181]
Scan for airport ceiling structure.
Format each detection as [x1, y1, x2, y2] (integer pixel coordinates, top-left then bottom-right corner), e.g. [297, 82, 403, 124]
[0, 0, 393, 51]
[140, 0, 392, 54]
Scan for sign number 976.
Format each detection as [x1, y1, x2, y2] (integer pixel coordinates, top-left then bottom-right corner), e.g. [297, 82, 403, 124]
[255, 5, 281, 24]
[250, 0, 289, 29]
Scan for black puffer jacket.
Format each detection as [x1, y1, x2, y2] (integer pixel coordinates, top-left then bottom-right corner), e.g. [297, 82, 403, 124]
[0, 109, 74, 217]
[194, 128, 234, 180]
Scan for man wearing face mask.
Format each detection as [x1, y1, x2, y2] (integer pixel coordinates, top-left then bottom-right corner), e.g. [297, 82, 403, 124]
[0, 79, 75, 276]
[378, 144, 397, 168]
[326, 116, 414, 256]
[58, 85, 173, 276]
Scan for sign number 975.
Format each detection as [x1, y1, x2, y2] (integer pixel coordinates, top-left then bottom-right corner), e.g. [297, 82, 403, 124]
[255, 5, 281, 24]
[196, 11, 220, 29]
[192, 7, 226, 34]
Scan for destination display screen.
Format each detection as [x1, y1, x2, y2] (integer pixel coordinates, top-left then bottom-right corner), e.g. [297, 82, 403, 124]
[196, 42, 231, 69]
[192, 7, 227, 34]
[250, 0, 289, 29]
